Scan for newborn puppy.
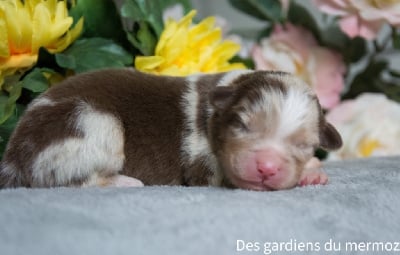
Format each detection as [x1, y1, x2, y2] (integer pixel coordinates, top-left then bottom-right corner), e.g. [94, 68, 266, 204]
[0, 69, 342, 190]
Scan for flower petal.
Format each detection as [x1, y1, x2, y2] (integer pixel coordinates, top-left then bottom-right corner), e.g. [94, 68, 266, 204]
[135, 56, 164, 71]
[136, 10, 245, 75]
[32, 3, 52, 53]
[339, 15, 382, 40]
[50, 17, 84, 53]
[1, 0, 82, 87]
[339, 15, 362, 38]
[0, 13, 10, 58]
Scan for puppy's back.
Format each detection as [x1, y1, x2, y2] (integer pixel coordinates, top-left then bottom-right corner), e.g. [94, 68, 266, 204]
[0, 69, 187, 187]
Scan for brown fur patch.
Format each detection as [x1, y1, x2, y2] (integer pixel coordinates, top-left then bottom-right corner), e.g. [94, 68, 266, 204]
[1, 69, 188, 187]
[1, 99, 83, 187]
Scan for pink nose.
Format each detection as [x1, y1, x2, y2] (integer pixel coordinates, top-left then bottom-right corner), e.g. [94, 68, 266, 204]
[255, 150, 283, 177]
[257, 162, 279, 177]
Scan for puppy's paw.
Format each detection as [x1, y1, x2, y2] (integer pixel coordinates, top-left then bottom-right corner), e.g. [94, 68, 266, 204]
[298, 157, 328, 187]
[85, 174, 144, 188]
[107, 175, 144, 187]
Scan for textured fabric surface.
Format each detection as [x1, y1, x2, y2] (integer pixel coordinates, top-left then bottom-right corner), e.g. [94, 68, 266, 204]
[0, 157, 399, 255]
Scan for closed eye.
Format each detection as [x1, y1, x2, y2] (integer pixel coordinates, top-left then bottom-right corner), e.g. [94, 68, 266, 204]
[235, 120, 249, 132]
[229, 114, 249, 132]
[295, 143, 316, 150]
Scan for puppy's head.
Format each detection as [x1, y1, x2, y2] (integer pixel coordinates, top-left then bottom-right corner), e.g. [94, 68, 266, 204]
[209, 71, 342, 191]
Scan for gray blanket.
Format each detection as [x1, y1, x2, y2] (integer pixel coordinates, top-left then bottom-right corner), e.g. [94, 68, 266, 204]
[1, 157, 399, 255]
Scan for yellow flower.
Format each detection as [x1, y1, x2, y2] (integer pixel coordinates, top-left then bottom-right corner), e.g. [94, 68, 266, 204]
[135, 10, 246, 76]
[358, 138, 382, 157]
[0, 0, 83, 87]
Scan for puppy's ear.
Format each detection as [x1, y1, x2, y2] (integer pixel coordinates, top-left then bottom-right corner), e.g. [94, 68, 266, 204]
[319, 121, 342, 150]
[209, 86, 235, 111]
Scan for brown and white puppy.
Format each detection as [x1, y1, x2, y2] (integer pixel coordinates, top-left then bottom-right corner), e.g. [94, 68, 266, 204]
[0, 69, 342, 190]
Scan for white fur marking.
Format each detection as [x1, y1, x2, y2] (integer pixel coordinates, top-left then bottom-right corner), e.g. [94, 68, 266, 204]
[270, 74, 314, 138]
[32, 102, 125, 186]
[181, 75, 210, 162]
[217, 69, 253, 87]
[29, 97, 55, 109]
[181, 75, 221, 185]
[278, 88, 311, 137]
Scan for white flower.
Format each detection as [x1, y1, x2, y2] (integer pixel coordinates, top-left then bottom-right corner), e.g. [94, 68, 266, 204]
[326, 93, 400, 159]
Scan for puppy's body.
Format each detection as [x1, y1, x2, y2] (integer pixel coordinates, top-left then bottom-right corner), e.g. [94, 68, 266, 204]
[0, 69, 342, 190]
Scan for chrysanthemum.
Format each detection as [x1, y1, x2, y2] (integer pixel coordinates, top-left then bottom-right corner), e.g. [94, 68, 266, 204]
[135, 10, 246, 76]
[0, 0, 83, 86]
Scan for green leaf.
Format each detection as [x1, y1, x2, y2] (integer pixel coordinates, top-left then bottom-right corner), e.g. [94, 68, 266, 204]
[376, 80, 400, 103]
[393, 30, 400, 49]
[121, 0, 193, 55]
[127, 21, 158, 56]
[321, 25, 348, 49]
[228, 0, 282, 23]
[389, 69, 400, 78]
[0, 81, 22, 125]
[121, 0, 191, 36]
[343, 61, 388, 100]
[230, 56, 255, 69]
[21, 68, 53, 93]
[344, 37, 367, 63]
[55, 38, 133, 73]
[256, 26, 273, 41]
[2, 74, 23, 93]
[121, 0, 147, 21]
[287, 2, 320, 41]
[0, 104, 25, 159]
[121, 0, 164, 36]
[321, 25, 366, 63]
[69, 0, 130, 49]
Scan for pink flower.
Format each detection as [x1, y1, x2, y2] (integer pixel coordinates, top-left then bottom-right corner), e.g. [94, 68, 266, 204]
[313, 0, 400, 39]
[251, 23, 345, 109]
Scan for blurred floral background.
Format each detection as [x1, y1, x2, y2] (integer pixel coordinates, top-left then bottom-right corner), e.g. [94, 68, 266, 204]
[0, 0, 399, 160]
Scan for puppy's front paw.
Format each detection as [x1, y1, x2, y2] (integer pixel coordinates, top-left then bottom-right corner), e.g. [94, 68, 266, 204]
[298, 157, 328, 187]
[109, 175, 144, 187]
[89, 175, 144, 188]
